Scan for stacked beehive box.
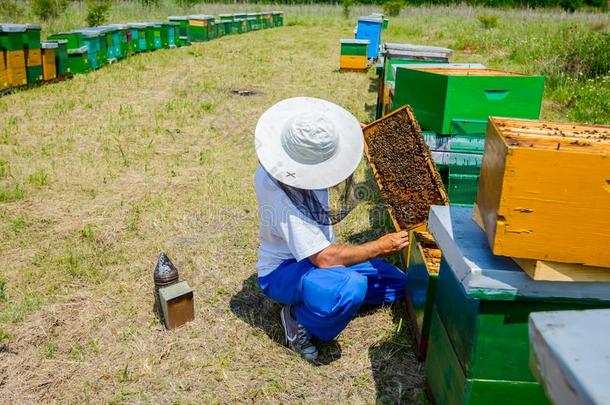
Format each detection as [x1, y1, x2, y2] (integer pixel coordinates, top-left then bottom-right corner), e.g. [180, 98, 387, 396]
[421, 117, 610, 404]
[339, 39, 369, 71]
[392, 67, 544, 207]
[0, 24, 28, 88]
[23, 24, 43, 85]
[424, 205, 610, 405]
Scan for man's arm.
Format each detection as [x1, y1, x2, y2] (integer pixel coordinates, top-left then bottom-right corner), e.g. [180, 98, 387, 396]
[309, 231, 409, 268]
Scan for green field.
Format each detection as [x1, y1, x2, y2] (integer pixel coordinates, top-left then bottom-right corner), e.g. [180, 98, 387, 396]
[0, 2, 608, 403]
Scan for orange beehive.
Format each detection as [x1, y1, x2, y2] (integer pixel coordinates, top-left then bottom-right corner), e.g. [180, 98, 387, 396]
[5, 50, 27, 87]
[41, 43, 57, 81]
[476, 117, 610, 268]
[0, 50, 8, 90]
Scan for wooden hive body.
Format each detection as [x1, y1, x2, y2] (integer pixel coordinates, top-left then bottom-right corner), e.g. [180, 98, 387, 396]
[477, 117, 610, 268]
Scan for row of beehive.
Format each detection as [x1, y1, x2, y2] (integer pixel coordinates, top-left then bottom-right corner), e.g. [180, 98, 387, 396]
[0, 11, 284, 94]
[363, 37, 609, 404]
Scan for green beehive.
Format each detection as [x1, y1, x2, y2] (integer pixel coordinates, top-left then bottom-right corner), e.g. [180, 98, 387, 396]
[0, 24, 26, 51]
[219, 13, 233, 22]
[272, 11, 284, 27]
[393, 67, 545, 135]
[261, 12, 273, 29]
[214, 20, 224, 39]
[247, 14, 260, 30]
[110, 24, 130, 58]
[67, 46, 89, 74]
[47, 31, 85, 50]
[234, 13, 248, 20]
[188, 15, 214, 42]
[23, 24, 42, 50]
[340, 39, 368, 56]
[150, 23, 162, 50]
[168, 16, 190, 46]
[164, 22, 179, 47]
[127, 23, 148, 52]
[425, 206, 610, 405]
[74, 29, 103, 69]
[94, 26, 119, 62]
[158, 23, 170, 48]
[48, 39, 70, 77]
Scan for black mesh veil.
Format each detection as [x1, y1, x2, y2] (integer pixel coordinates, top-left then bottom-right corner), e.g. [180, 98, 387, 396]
[264, 166, 359, 226]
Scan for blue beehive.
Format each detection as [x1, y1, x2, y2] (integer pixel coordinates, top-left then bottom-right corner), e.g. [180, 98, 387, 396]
[355, 16, 383, 59]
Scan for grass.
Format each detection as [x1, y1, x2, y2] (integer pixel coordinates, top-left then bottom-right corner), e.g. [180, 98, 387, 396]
[0, 1, 608, 403]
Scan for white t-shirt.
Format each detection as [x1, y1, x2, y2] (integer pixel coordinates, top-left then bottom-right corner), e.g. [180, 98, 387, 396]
[255, 164, 335, 277]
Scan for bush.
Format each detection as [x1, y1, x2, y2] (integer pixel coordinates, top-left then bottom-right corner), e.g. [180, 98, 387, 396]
[342, 0, 355, 19]
[551, 29, 610, 80]
[560, 0, 584, 11]
[140, 0, 160, 6]
[478, 14, 499, 29]
[31, 0, 67, 21]
[86, 0, 111, 27]
[383, 0, 403, 17]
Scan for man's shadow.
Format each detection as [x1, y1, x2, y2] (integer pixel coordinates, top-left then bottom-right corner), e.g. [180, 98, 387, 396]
[229, 275, 343, 365]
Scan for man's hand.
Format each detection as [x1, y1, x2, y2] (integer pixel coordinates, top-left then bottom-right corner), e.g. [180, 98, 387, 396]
[375, 231, 409, 255]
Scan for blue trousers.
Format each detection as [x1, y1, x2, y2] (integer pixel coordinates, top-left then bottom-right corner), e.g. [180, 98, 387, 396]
[258, 259, 407, 341]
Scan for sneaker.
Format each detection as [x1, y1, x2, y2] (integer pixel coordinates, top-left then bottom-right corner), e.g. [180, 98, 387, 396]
[280, 305, 318, 362]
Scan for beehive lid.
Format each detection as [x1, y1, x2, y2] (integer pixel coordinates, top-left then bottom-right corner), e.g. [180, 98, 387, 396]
[104, 24, 129, 30]
[272, 11, 284, 14]
[127, 22, 147, 28]
[189, 15, 214, 20]
[0, 24, 28, 32]
[412, 67, 528, 76]
[41, 41, 58, 49]
[25, 24, 42, 30]
[530, 309, 610, 405]
[68, 46, 88, 54]
[219, 13, 232, 17]
[168, 15, 189, 20]
[48, 39, 68, 45]
[491, 117, 610, 154]
[384, 42, 453, 58]
[75, 29, 101, 37]
[392, 63, 486, 78]
[358, 16, 383, 23]
[428, 205, 610, 301]
[340, 38, 370, 45]
[363, 106, 449, 232]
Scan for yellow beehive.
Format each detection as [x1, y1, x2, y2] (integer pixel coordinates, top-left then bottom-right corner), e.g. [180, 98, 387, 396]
[476, 117, 610, 268]
[42, 47, 57, 81]
[0, 50, 8, 90]
[339, 55, 367, 71]
[5, 50, 27, 87]
[25, 48, 42, 67]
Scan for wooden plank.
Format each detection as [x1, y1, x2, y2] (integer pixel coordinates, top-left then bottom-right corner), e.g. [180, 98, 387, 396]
[529, 309, 610, 405]
[514, 258, 610, 282]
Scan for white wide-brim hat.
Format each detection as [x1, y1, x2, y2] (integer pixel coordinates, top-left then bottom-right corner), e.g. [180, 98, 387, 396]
[255, 97, 364, 190]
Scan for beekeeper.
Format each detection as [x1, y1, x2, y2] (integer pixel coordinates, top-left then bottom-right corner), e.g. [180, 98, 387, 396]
[254, 97, 408, 362]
